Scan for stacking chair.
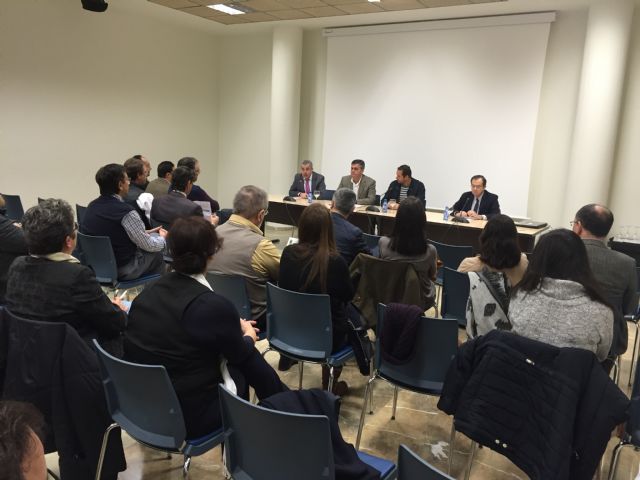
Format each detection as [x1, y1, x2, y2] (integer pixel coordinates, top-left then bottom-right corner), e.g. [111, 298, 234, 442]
[1, 193, 25, 221]
[206, 272, 251, 319]
[430, 241, 473, 307]
[608, 352, 640, 480]
[441, 267, 470, 327]
[218, 385, 397, 480]
[320, 189, 336, 200]
[398, 444, 454, 480]
[93, 340, 224, 479]
[76, 232, 160, 294]
[362, 233, 381, 252]
[262, 282, 354, 391]
[626, 266, 640, 386]
[356, 304, 458, 450]
[75, 204, 87, 227]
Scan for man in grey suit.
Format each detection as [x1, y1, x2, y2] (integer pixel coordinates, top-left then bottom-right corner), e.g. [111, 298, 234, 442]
[573, 204, 638, 364]
[336, 159, 377, 205]
[288, 160, 326, 199]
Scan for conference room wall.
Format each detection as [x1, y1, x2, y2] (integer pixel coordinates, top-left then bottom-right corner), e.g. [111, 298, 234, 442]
[0, 0, 220, 212]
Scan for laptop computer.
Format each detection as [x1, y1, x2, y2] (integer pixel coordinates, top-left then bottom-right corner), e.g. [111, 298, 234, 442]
[512, 219, 548, 229]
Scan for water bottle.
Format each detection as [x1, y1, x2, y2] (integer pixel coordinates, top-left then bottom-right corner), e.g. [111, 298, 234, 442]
[443, 206, 450, 221]
[307, 192, 313, 204]
[382, 199, 388, 214]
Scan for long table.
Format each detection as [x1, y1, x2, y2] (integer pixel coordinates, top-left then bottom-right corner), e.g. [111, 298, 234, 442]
[267, 195, 548, 253]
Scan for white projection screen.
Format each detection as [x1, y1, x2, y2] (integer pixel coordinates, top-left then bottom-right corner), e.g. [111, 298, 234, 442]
[321, 13, 554, 217]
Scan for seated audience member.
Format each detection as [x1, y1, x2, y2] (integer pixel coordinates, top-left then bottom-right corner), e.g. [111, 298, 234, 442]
[0, 401, 47, 480]
[458, 214, 528, 338]
[378, 197, 437, 311]
[452, 174, 501, 220]
[510, 228, 613, 362]
[330, 188, 370, 265]
[177, 156, 220, 213]
[132, 154, 152, 189]
[336, 159, 377, 205]
[6, 199, 126, 352]
[124, 216, 286, 438]
[0, 194, 28, 304]
[145, 160, 174, 198]
[279, 203, 353, 396]
[288, 160, 326, 199]
[151, 166, 219, 228]
[381, 164, 426, 209]
[208, 185, 280, 330]
[123, 156, 152, 228]
[83, 163, 166, 281]
[572, 203, 638, 366]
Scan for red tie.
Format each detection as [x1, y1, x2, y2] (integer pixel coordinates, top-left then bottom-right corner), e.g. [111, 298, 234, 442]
[305, 179, 310, 195]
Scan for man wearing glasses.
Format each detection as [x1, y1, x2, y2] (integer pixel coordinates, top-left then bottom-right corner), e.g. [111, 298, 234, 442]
[452, 175, 501, 220]
[208, 185, 280, 331]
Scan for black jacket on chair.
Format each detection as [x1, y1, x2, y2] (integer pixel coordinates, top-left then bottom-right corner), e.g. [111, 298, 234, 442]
[0, 310, 126, 480]
[451, 190, 500, 218]
[437, 330, 628, 480]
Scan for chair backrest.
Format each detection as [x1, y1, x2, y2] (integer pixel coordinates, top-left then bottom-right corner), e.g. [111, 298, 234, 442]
[76, 204, 87, 227]
[1, 194, 24, 221]
[92, 340, 187, 450]
[206, 272, 251, 319]
[266, 282, 333, 361]
[76, 232, 118, 286]
[398, 444, 454, 480]
[376, 304, 458, 392]
[362, 233, 381, 251]
[441, 267, 470, 326]
[636, 267, 640, 295]
[219, 385, 335, 480]
[430, 240, 473, 283]
[375, 194, 381, 206]
[320, 189, 335, 201]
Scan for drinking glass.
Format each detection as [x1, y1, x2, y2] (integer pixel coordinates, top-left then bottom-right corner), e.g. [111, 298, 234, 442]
[388, 199, 397, 209]
[313, 190, 320, 201]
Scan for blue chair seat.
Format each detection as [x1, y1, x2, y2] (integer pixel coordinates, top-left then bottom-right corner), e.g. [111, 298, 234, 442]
[358, 451, 397, 478]
[378, 371, 444, 396]
[184, 428, 225, 456]
[327, 345, 355, 366]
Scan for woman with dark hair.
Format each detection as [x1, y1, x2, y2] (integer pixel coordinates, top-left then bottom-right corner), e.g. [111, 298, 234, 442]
[377, 196, 437, 310]
[458, 214, 528, 337]
[279, 203, 354, 395]
[125, 216, 285, 437]
[510, 228, 613, 361]
[6, 199, 125, 353]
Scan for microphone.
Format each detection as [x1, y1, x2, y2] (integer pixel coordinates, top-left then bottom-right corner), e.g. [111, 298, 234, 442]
[453, 196, 470, 216]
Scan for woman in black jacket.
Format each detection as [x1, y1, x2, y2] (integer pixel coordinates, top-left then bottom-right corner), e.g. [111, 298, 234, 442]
[279, 202, 354, 395]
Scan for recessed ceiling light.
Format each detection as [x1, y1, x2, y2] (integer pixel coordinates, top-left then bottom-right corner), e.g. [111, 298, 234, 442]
[207, 4, 246, 15]
[368, 0, 381, 2]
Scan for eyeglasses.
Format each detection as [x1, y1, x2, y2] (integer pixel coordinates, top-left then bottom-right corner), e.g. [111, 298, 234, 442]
[74, 222, 79, 231]
[262, 209, 269, 217]
[569, 220, 580, 227]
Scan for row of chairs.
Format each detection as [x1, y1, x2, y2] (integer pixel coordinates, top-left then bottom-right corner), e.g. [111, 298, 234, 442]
[92, 337, 454, 479]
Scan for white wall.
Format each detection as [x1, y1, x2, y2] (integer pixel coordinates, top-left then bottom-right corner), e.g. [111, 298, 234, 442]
[0, 0, 219, 211]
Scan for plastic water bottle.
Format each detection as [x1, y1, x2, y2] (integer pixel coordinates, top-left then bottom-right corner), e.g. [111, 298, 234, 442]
[443, 206, 450, 221]
[307, 193, 313, 204]
[382, 199, 388, 213]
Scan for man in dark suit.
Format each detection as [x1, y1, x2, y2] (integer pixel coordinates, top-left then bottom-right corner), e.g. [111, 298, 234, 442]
[330, 188, 371, 266]
[0, 194, 28, 304]
[288, 160, 326, 198]
[452, 175, 501, 220]
[151, 167, 218, 228]
[573, 204, 638, 365]
[381, 164, 426, 209]
[123, 156, 152, 228]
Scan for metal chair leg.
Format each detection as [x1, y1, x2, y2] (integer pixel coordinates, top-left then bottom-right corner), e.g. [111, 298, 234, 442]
[298, 361, 304, 390]
[327, 365, 335, 392]
[607, 441, 631, 480]
[448, 422, 456, 475]
[182, 455, 192, 478]
[611, 357, 619, 385]
[629, 323, 639, 387]
[356, 377, 375, 449]
[95, 423, 120, 480]
[368, 377, 374, 414]
[464, 441, 478, 480]
[391, 386, 399, 420]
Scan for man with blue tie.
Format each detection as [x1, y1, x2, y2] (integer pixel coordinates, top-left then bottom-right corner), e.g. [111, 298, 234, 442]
[452, 175, 501, 220]
[288, 160, 326, 199]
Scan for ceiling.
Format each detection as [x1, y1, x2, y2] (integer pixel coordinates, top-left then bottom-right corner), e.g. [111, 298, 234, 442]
[148, 0, 508, 25]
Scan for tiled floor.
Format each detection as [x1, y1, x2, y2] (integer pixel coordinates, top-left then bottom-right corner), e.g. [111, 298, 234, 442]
[45, 227, 640, 479]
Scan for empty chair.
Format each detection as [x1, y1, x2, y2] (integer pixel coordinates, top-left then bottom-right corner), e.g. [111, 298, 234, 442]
[398, 444, 454, 480]
[1, 194, 24, 221]
[441, 267, 470, 327]
[218, 384, 397, 480]
[206, 271, 251, 319]
[76, 232, 160, 292]
[356, 304, 458, 450]
[263, 282, 354, 391]
[430, 241, 473, 284]
[93, 340, 224, 478]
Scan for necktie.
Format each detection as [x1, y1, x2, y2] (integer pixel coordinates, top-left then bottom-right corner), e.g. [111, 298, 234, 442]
[305, 179, 310, 195]
[473, 198, 479, 213]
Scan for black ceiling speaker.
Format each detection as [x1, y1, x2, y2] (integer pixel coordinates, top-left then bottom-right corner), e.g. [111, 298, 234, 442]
[81, 0, 108, 12]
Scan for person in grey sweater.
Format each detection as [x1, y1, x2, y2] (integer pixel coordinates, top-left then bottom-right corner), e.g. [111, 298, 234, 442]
[510, 229, 613, 362]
